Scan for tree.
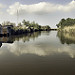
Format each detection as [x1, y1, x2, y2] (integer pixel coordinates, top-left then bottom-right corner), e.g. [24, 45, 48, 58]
[56, 18, 75, 28]
[46, 25, 51, 30]
[22, 20, 26, 25]
[22, 19, 30, 26]
[18, 23, 22, 26]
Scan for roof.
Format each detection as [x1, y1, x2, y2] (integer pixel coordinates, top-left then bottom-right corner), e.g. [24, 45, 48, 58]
[2, 25, 13, 27]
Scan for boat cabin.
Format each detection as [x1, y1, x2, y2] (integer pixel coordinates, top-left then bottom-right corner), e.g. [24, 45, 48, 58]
[0, 24, 13, 36]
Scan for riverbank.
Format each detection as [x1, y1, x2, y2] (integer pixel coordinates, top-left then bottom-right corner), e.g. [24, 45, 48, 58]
[56, 18, 75, 33]
[0, 24, 58, 37]
[58, 25, 75, 33]
[0, 19, 59, 36]
[9, 27, 58, 36]
[0, 25, 51, 36]
[0, 20, 51, 36]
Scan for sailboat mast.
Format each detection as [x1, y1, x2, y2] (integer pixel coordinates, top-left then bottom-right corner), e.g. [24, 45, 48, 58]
[17, 9, 18, 25]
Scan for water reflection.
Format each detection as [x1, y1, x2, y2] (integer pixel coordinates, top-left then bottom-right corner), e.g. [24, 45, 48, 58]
[0, 31, 42, 47]
[0, 31, 75, 58]
[0, 31, 52, 56]
[0, 31, 75, 75]
[57, 31, 75, 44]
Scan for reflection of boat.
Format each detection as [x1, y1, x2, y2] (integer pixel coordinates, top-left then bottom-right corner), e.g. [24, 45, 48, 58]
[0, 37, 13, 47]
[0, 37, 13, 43]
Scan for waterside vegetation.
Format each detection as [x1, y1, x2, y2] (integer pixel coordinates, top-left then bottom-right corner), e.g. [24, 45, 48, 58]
[0, 20, 51, 36]
[56, 18, 75, 33]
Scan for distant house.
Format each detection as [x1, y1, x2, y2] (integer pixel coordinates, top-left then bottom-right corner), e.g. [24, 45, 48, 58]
[0, 24, 13, 36]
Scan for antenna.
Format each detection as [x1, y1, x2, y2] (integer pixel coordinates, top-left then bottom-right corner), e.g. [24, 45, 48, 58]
[17, 9, 19, 26]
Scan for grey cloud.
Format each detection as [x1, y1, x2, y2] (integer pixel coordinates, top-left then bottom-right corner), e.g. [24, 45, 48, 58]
[7, 1, 75, 15]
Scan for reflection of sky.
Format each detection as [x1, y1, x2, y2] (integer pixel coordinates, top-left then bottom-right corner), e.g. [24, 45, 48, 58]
[0, 31, 75, 58]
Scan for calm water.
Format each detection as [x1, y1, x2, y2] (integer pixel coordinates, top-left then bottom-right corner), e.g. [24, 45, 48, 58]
[0, 31, 75, 75]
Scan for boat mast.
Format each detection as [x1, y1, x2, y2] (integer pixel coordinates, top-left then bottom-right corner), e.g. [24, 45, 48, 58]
[17, 9, 19, 25]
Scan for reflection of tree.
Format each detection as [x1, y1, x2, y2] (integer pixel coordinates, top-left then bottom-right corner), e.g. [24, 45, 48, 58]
[0, 32, 41, 46]
[10, 31, 41, 42]
[57, 31, 75, 44]
[41, 31, 50, 35]
[0, 31, 50, 47]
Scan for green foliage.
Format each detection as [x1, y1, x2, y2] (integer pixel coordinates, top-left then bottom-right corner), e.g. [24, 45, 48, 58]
[22, 20, 30, 26]
[46, 25, 51, 29]
[21, 19, 51, 30]
[56, 18, 75, 28]
[0, 19, 51, 34]
[18, 23, 22, 26]
[41, 25, 51, 30]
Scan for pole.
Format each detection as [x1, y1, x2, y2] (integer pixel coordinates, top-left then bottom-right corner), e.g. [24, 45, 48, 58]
[17, 9, 18, 25]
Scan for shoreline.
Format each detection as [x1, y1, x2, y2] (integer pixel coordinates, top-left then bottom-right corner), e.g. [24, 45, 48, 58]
[0, 29, 58, 37]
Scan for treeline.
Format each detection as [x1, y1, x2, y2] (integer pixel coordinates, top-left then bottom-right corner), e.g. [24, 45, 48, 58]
[17, 19, 51, 31]
[0, 20, 51, 35]
[56, 18, 75, 28]
[1, 19, 51, 31]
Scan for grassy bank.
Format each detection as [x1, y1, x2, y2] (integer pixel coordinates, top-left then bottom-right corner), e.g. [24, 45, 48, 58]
[56, 18, 75, 33]
[59, 25, 75, 33]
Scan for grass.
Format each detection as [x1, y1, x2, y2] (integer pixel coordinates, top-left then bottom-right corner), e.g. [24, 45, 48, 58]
[60, 24, 75, 33]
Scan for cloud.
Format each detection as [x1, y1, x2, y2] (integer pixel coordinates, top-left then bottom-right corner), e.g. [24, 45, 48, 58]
[0, 3, 4, 14]
[7, 0, 75, 15]
[0, 3, 4, 8]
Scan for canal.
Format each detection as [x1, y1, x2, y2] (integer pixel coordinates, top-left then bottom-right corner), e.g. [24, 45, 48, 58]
[0, 31, 75, 75]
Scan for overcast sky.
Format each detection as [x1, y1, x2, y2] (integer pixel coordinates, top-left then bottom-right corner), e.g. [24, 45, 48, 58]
[0, 0, 75, 28]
